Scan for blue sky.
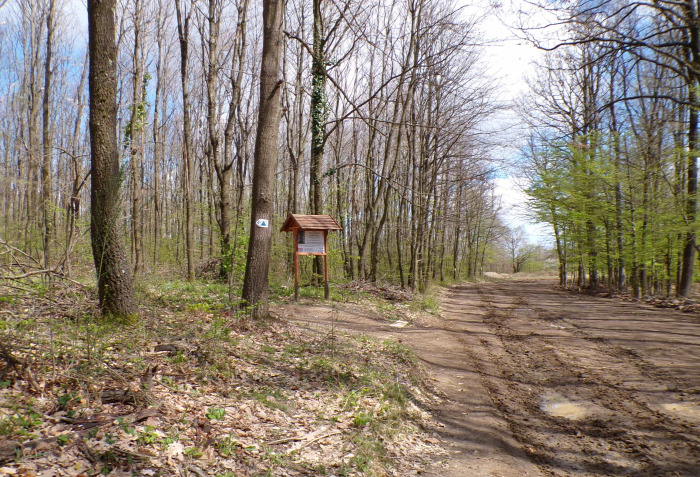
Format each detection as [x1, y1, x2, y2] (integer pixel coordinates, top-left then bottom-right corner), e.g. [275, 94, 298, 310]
[473, 1, 554, 245]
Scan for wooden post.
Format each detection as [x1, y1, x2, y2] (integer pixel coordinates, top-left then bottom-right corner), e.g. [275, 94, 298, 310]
[323, 231, 329, 299]
[294, 229, 299, 300]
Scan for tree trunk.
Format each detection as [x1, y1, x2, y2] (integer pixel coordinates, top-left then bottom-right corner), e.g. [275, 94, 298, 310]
[175, 0, 195, 281]
[65, 50, 89, 277]
[88, 0, 137, 319]
[26, 4, 42, 255]
[152, 0, 169, 267]
[309, 0, 326, 283]
[221, 0, 249, 284]
[610, 64, 626, 291]
[241, 0, 283, 319]
[128, 0, 144, 277]
[41, 0, 56, 270]
[204, 0, 227, 276]
[679, 74, 698, 296]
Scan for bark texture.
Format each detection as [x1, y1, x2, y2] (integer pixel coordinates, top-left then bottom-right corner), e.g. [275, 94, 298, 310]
[88, 0, 137, 319]
[241, 0, 283, 319]
[175, 0, 195, 281]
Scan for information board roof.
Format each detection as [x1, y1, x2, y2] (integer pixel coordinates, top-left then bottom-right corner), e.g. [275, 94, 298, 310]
[280, 214, 342, 232]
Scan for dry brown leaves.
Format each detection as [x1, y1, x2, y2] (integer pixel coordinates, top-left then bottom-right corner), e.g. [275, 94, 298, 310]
[339, 281, 413, 303]
[0, 283, 446, 476]
[559, 284, 700, 314]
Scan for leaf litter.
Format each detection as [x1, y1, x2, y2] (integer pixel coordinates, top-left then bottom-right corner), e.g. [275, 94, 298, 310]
[0, 279, 447, 476]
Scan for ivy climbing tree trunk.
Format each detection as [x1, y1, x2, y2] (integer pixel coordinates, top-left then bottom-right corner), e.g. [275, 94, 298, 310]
[88, 0, 137, 319]
[127, 0, 145, 277]
[309, 0, 326, 283]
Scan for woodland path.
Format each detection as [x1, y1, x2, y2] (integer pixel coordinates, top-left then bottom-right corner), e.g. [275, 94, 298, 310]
[285, 279, 700, 476]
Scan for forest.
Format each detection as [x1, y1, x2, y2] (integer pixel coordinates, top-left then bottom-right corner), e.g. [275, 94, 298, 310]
[0, 0, 506, 314]
[520, 0, 700, 300]
[2, 1, 700, 475]
[1, 0, 695, 312]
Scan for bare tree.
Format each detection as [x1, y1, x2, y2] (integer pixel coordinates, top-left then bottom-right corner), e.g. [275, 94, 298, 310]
[174, 0, 195, 281]
[126, 0, 147, 277]
[151, 0, 171, 267]
[505, 226, 535, 273]
[40, 0, 55, 271]
[0, 0, 506, 299]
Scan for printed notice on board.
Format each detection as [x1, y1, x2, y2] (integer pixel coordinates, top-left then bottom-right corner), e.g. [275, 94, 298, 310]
[297, 230, 325, 254]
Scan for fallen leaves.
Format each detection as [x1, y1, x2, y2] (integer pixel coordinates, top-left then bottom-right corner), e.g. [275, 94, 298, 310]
[1, 282, 447, 476]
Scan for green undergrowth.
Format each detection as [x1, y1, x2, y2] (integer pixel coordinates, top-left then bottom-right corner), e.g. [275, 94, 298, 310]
[0, 274, 443, 475]
[269, 282, 368, 303]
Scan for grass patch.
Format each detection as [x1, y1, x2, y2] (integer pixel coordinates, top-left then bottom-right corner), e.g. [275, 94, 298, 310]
[269, 282, 361, 303]
[248, 387, 289, 413]
[138, 275, 238, 312]
[409, 286, 440, 313]
[0, 406, 42, 439]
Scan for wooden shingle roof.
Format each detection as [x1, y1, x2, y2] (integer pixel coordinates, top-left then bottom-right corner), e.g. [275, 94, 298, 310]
[280, 214, 342, 232]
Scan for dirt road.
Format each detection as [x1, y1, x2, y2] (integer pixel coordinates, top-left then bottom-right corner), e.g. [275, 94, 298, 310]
[427, 279, 700, 476]
[289, 279, 700, 476]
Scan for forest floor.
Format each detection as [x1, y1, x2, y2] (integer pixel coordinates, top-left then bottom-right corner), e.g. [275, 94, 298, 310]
[1, 275, 699, 476]
[0, 275, 448, 477]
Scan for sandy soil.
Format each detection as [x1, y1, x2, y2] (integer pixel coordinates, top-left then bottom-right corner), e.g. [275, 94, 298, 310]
[286, 279, 700, 476]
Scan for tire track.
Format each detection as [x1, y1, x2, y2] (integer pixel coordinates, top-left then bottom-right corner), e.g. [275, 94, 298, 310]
[459, 281, 699, 476]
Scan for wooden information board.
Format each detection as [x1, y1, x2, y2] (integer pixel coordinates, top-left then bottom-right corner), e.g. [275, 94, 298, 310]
[280, 214, 342, 300]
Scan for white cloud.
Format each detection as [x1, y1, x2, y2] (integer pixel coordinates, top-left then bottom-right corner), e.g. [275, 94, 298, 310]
[460, 2, 555, 246]
[494, 176, 553, 245]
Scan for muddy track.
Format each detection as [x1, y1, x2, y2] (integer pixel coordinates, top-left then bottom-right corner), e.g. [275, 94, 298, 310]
[285, 279, 700, 476]
[465, 281, 700, 476]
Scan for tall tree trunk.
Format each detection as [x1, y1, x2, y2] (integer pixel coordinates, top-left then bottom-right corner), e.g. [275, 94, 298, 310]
[609, 64, 626, 291]
[552, 212, 566, 286]
[285, 24, 304, 216]
[65, 50, 89, 277]
[41, 0, 56, 270]
[222, 0, 250, 282]
[241, 0, 283, 319]
[453, 183, 463, 281]
[128, 0, 144, 277]
[309, 0, 326, 283]
[88, 0, 137, 319]
[152, 0, 169, 267]
[26, 3, 42, 255]
[629, 193, 641, 298]
[175, 0, 195, 281]
[679, 77, 698, 296]
[204, 0, 226, 275]
[678, 1, 699, 296]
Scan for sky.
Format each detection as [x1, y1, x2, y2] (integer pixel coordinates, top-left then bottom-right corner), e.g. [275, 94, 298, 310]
[470, 1, 554, 245]
[65, 0, 87, 41]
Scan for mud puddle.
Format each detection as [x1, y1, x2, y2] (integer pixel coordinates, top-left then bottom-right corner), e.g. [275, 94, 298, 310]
[540, 393, 588, 420]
